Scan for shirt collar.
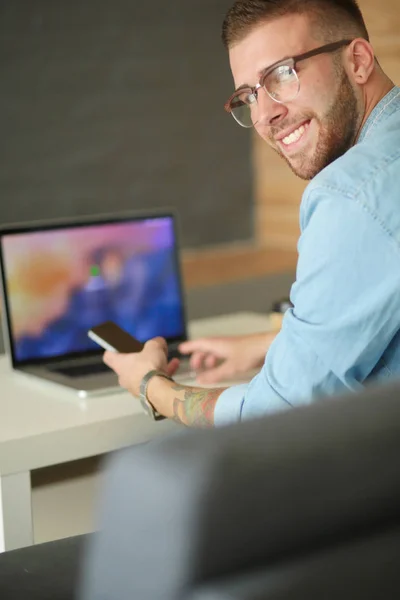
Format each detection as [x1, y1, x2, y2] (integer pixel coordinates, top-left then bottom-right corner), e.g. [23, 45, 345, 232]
[358, 86, 400, 143]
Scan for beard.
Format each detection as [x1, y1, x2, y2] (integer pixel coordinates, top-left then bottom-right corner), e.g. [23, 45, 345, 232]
[268, 70, 362, 180]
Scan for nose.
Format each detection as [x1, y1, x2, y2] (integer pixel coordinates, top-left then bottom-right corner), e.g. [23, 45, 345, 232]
[256, 87, 287, 127]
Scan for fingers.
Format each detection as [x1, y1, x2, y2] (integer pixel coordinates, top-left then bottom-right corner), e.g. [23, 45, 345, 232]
[180, 338, 227, 374]
[196, 363, 234, 385]
[204, 354, 218, 369]
[103, 350, 134, 374]
[146, 337, 168, 352]
[167, 357, 180, 377]
[190, 351, 207, 371]
[178, 340, 196, 354]
[188, 350, 219, 372]
[103, 350, 118, 370]
[179, 338, 221, 355]
[104, 338, 171, 397]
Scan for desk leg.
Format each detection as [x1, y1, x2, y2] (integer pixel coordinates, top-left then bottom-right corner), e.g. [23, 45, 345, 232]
[0, 471, 33, 552]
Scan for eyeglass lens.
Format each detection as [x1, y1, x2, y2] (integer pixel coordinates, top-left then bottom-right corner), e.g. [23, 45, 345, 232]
[230, 65, 300, 127]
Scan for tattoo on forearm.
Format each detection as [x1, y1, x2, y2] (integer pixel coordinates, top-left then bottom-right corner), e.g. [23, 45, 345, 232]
[171, 384, 224, 428]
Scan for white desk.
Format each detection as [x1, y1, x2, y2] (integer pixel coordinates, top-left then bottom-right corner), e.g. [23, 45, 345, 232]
[0, 311, 272, 552]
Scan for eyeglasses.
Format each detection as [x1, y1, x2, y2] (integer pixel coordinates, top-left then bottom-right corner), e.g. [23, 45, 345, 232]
[224, 39, 353, 128]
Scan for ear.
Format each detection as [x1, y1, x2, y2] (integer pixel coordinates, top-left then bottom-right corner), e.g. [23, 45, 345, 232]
[346, 38, 375, 85]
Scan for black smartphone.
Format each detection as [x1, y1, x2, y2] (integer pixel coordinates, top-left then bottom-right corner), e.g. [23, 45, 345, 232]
[88, 321, 144, 353]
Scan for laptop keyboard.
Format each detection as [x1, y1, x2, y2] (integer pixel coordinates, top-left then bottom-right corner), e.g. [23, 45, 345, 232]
[51, 349, 191, 379]
[52, 362, 111, 378]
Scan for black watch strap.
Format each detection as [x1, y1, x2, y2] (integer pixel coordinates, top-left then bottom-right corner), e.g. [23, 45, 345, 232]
[139, 370, 173, 421]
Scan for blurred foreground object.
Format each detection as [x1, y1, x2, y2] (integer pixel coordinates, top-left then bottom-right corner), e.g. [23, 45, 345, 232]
[79, 379, 400, 600]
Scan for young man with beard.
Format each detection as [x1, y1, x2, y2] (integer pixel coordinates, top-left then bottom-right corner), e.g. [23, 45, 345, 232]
[104, 0, 400, 427]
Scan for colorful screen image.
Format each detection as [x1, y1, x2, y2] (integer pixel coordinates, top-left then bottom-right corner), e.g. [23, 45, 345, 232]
[1, 217, 185, 362]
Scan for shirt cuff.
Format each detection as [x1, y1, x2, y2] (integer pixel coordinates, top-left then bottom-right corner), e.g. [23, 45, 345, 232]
[213, 384, 249, 426]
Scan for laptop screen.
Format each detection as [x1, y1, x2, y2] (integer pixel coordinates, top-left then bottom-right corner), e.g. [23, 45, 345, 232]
[0, 214, 187, 365]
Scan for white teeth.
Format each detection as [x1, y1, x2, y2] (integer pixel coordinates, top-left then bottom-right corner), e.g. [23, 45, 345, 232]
[282, 124, 306, 146]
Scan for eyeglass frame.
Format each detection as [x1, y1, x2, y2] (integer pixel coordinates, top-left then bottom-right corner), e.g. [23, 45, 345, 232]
[224, 39, 353, 120]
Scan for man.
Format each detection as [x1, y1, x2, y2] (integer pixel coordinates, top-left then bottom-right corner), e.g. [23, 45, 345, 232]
[105, 0, 400, 427]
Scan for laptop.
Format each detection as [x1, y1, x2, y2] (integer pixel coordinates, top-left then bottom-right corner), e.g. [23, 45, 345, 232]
[0, 211, 190, 397]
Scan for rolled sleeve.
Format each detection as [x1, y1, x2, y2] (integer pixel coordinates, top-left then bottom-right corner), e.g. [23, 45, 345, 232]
[214, 374, 293, 425]
[213, 384, 248, 426]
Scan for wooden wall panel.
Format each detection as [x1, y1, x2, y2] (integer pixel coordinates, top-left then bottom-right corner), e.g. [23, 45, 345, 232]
[253, 138, 305, 250]
[182, 244, 297, 288]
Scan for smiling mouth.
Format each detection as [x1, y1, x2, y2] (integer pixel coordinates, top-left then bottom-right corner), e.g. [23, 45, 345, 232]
[279, 120, 311, 148]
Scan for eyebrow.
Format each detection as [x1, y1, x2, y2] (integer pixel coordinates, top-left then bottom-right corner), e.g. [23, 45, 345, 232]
[256, 54, 292, 78]
[233, 54, 292, 93]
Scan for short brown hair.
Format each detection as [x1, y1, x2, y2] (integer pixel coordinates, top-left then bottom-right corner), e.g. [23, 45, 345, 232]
[222, 0, 370, 48]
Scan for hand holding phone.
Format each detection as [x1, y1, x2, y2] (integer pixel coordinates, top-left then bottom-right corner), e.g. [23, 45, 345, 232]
[88, 321, 144, 353]
[88, 321, 167, 421]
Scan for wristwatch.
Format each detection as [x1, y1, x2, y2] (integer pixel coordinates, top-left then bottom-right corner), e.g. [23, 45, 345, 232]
[139, 369, 173, 421]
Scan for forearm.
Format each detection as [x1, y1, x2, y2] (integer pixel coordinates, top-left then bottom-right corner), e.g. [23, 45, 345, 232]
[147, 376, 227, 427]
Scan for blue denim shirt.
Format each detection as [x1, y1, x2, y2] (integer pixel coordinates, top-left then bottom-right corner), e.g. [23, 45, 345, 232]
[215, 86, 400, 425]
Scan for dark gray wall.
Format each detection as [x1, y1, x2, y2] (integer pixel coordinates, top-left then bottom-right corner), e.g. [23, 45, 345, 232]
[0, 0, 253, 248]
